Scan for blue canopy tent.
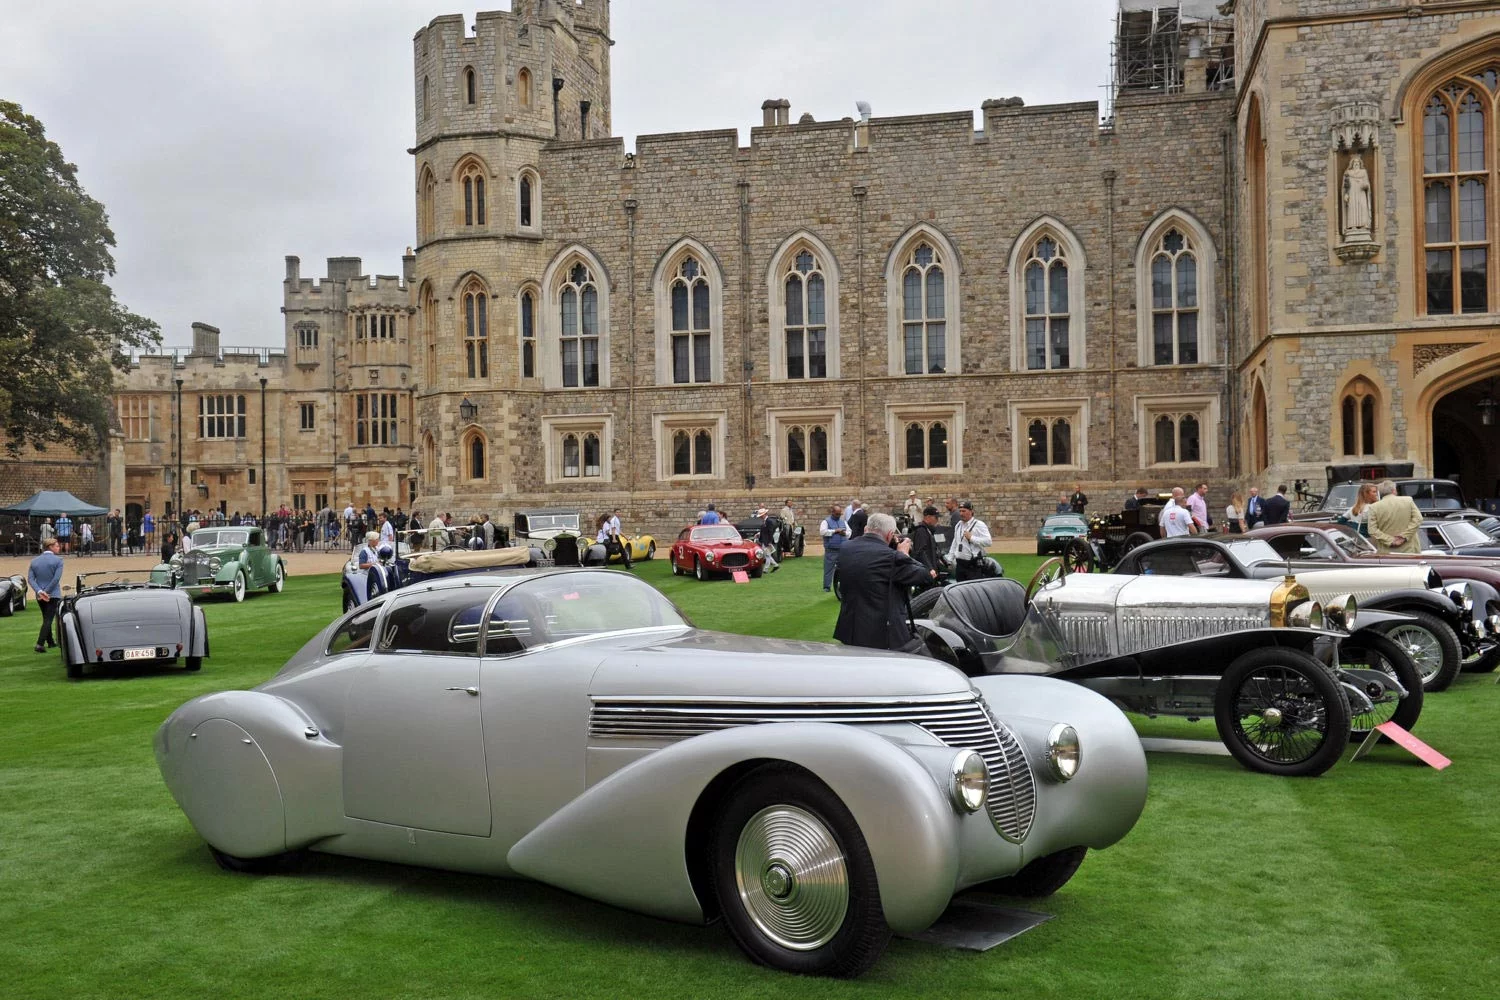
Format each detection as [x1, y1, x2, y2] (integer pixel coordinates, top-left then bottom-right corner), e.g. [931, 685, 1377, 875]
[1, 491, 109, 517]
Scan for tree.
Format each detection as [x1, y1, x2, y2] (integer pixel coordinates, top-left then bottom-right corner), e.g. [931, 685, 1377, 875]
[0, 100, 159, 457]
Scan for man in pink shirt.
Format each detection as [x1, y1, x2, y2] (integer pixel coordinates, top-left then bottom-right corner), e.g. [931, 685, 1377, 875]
[1186, 482, 1210, 534]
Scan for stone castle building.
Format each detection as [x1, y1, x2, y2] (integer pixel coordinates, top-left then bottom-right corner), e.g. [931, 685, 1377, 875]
[13, 0, 1500, 536]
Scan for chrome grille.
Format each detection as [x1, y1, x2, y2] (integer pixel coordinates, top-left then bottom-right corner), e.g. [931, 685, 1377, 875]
[1054, 612, 1114, 662]
[719, 552, 750, 569]
[589, 694, 1036, 841]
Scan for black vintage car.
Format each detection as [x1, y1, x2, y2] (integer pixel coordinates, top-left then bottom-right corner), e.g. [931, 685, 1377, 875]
[734, 515, 806, 557]
[1068, 493, 1176, 572]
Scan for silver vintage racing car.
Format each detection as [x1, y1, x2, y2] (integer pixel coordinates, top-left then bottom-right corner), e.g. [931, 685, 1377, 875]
[156, 568, 1147, 977]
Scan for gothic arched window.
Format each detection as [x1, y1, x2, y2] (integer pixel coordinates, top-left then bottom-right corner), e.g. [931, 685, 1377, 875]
[670, 255, 712, 384]
[461, 281, 488, 379]
[1421, 73, 1496, 315]
[1023, 236, 1070, 370]
[900, 242, 947, 374]
[1150, 228, 1199, 364]
[458, 160, 487, 227]
[559, 261, 600, 387]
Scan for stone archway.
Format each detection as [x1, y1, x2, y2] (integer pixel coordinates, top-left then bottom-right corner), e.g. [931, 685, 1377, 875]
[1431, 378, 1500, 501]
[1250, 379, 1269, 473]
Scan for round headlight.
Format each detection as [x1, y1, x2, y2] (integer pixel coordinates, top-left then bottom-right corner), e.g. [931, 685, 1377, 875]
[1488, 613, 1500, 636]
[208, 557, 222, 572]
[1324, 594, 1357, 631]
[542, 538, 557, 554]
[169, 554, 181, 567]
[949, 750, 988, 813]
[1447, 583, 1474, 612]
[705, 551, 715, 562]
[1047, 724, 1081, 781]
[1288, 600, 1324, 629]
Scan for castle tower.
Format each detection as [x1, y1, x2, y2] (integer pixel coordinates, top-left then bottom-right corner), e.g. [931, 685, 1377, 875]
[410, 2, 613, 506]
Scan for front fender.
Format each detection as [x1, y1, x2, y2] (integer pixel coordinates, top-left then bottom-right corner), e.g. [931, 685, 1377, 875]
[507, 723, 959, 933]
[1361, 589, 1458, 621]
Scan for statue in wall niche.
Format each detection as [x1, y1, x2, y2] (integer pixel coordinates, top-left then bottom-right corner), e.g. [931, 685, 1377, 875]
[1342, 153, 1373, 240]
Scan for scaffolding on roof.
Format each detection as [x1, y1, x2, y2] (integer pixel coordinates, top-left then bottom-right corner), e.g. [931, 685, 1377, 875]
[1105, 2, 1235, 123]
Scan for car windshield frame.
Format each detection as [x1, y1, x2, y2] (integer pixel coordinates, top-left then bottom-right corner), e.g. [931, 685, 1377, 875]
[523, 513, 580, 533]
[484, 571, 692, 655]
[1042, 514, 1087, 529]
[1323, 484, 1360, 511]
[690, 525, 744, 543]
[1436, 520, 1492, 547]
[1223, 539, 1285, 566]
[189, 529, 249, 548]
[1323, 523, 1378, 555]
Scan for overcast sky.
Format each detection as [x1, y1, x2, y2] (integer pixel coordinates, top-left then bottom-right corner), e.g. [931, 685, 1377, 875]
[3, 1, 1118, 349]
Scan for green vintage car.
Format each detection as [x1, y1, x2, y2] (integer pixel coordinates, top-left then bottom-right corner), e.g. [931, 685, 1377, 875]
[1036, 512, 1089, 556]
[153, 526, 287, 602]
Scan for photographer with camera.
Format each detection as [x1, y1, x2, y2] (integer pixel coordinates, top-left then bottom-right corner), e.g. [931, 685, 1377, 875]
[833, 512, 937, 652]
[946, 501, 993, 581]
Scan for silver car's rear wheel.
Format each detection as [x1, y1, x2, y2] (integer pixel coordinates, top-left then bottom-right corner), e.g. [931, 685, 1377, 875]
[1379, 612, 1460, 692]
[711, 766, 889, 977]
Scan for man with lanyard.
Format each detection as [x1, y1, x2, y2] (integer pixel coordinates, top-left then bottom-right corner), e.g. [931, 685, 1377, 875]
[1244, 486, 1264, 529]
[820, 503, 849, 592]
[947, 501, 993, 581]
[29, 538, 64, 653]
[907, 505, 949, 589]
[1160, 488, 1196, 536]
[833, 513, 937, 652]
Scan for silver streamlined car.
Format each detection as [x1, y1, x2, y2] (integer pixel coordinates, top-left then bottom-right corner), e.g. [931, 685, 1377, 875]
[61, 571, 209, 679]
[156, 569, 1147, 978]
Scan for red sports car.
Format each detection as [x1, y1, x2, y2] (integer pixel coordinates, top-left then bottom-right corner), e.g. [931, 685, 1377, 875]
[669, 523, 766, 580]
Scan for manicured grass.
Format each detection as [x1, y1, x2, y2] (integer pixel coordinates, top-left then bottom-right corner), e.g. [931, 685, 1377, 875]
[2, 555, 1497, 999]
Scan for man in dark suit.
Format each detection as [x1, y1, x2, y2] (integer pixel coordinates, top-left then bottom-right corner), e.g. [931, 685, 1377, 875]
[907, 506, 950, 584]
[833, 512, 937, 651]
[846, 499, 869, 538]
[1262, 484, 1292, 525]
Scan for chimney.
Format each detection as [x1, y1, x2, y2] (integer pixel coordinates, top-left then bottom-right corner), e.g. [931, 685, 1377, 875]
[189, 322, 221, 357]
[285, 255, 301, 282]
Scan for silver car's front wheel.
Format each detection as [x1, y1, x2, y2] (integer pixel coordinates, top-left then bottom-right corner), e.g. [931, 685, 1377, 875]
[230, 573, 246, 603]
[711, 765, 889, 977]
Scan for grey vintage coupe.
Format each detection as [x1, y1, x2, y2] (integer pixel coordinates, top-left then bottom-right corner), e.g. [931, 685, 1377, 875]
[156, 569, 1147, 977]
[61, 571, 209, 679]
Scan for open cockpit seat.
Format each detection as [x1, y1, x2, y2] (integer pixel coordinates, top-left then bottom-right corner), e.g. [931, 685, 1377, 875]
[943, 578, 1029, 639]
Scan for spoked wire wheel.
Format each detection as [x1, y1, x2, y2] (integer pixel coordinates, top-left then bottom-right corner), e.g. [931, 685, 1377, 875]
[1064, 538, 1096, 574]
[1214, 648, 1349, 776]
[1338, 631, 1423, 737]
[1379, 613, 1460, 691]
[734, 805, 849, 951]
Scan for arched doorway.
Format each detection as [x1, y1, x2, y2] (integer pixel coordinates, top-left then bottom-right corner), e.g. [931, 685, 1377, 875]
[1431, 378, 1500, 502]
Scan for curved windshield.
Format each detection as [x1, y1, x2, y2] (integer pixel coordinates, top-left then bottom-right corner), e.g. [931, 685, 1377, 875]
[1440, 521, 1492, 547]
[1323, 483, 1360, 512]
[1224, 539, 1285, 566]
[691, 525, 744, 543]
[189, 529, 248, 548]
[484, 572, 690, 654]
[1043, 515, 1086, 529]
[524, 513, 579, 532]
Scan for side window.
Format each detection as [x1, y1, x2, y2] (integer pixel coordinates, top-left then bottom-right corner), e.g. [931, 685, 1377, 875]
[1266, 534, 1305, 559]
[678, 528, 691, 542]
[1138, 547, 1204, 576]
[485, 591, 546, 655]
[249, 530, 262, 547]
[1422, 527, 1442, 548]
[328, 604, 381, 656]
[377, 589, 494, 656]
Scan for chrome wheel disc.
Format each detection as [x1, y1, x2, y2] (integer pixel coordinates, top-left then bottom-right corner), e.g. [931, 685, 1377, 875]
[734, 805, 848, 951]
[1386, 625, 1442, 684]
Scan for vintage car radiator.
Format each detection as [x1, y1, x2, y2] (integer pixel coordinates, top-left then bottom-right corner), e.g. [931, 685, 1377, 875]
[718, 552, 751, 569]
[178, 554, 214, 587]
[589, 694, 1036, 841]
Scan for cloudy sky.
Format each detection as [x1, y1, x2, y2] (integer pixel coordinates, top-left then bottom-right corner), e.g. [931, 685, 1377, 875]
[3, 1, 1118, 349]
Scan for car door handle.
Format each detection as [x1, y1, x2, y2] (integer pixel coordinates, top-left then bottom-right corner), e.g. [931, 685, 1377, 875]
[446, 686, 479, 696]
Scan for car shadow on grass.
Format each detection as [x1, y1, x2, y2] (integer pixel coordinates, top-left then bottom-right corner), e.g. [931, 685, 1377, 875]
[65, 660, 198, 681]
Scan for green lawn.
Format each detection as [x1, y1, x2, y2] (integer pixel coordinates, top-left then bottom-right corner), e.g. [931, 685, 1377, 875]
[2, 556, 1497, 999]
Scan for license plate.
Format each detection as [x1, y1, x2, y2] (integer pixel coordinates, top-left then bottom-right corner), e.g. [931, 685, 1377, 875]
[200, 588, 212, 594]
[124, 647, 156, 660]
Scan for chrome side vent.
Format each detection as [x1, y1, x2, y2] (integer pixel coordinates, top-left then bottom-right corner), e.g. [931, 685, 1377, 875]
[588, 694, 1036, 841]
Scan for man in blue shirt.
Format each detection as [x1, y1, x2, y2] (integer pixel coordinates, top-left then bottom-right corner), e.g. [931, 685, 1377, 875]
[54, 513, 73, 554]
[28, 538, 63, 653]
[698, 504, 722, 525]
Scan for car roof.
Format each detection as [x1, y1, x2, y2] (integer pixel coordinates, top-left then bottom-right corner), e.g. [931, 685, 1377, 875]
[515, 508, 580, 517]
[1044, 513, 1086, 523]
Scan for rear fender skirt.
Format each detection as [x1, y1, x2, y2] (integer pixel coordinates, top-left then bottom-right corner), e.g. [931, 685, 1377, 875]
[507, 722, 958, 932]
[60, 614, 85, 664]
[155, 691, 342, 854]
[190, 605, 209, 657]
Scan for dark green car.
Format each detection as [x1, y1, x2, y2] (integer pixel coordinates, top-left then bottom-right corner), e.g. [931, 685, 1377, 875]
[1036, 512, 1089, 556]
[152, 526, 287, 602]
